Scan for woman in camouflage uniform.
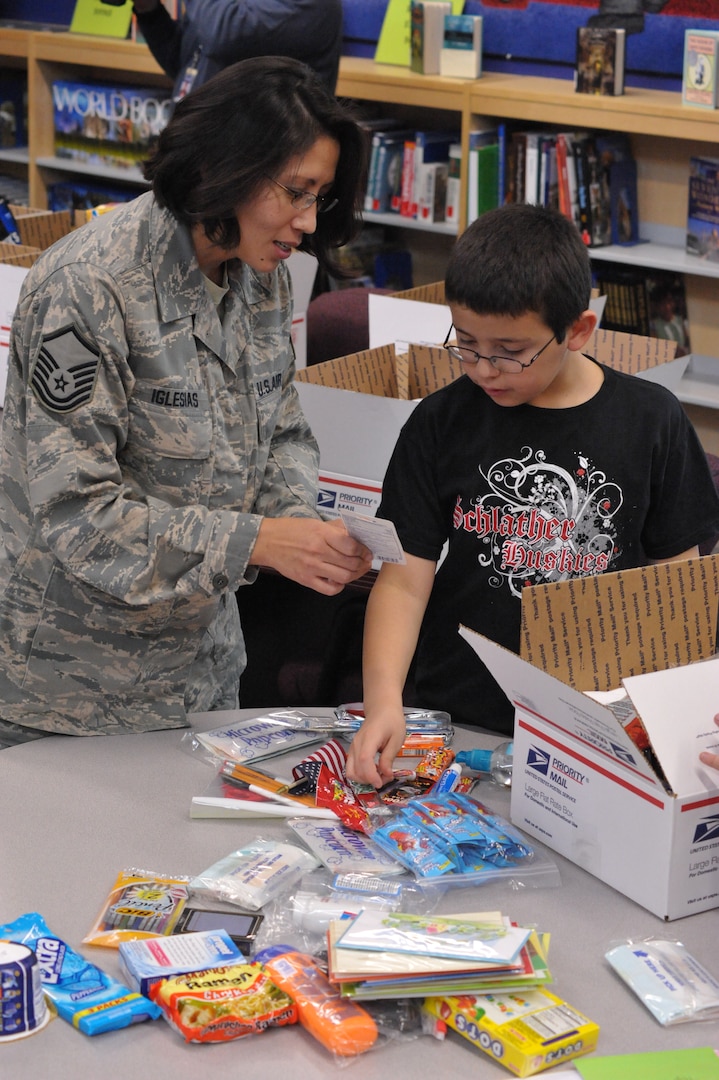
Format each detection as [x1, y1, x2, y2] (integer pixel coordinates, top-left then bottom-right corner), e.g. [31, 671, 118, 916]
[0, 57, 370, 743]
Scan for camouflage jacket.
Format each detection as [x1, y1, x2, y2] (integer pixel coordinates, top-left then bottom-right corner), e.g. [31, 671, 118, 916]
[0, 192, 320, 735]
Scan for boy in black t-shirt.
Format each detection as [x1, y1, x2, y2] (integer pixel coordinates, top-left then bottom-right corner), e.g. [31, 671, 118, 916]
[346, 203, 719, 788]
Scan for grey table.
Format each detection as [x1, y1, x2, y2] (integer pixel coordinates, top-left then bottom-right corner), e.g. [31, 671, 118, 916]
[1, 710, 717, 1078]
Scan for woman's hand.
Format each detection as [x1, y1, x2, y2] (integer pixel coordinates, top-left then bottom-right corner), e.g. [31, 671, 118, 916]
[251, 516, 372, 596]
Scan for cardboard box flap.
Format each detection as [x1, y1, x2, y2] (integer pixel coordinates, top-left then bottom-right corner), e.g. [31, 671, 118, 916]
[392, 281, 446, 305]
[622, 655, 719, 795]
[10, 205, 74, 250]
[588, 327, 677, 374]
[520, 556, 719, 693]
[295, 343, 400, 398]
[0, 242, 41, 268]
[406, 344, 462, 399]
[459, 624, 661, 787]
[295, 343, 462, 402]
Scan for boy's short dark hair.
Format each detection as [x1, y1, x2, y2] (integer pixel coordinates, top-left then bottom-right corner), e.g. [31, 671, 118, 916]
[445, 204, 592, 341]
[143, 55, 368, 272]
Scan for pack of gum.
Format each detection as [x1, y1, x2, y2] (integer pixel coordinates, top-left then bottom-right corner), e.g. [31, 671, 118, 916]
[423, 988, 599, 1076]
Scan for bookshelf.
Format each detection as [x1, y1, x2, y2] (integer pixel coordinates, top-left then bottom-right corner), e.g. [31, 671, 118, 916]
[0, 36, 717, 437]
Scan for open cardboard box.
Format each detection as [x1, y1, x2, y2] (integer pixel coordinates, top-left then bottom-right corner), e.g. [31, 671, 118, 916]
[295, 323, 682, 492]
[459, 555, 719, 920]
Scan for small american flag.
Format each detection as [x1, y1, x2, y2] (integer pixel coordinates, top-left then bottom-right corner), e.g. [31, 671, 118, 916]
[291, 739, 347, 793]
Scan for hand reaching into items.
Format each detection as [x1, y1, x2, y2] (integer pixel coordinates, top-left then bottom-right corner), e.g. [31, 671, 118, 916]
[251, 516, 372, 596]
[699, 714, 719, 772]
[345, 705, 407, 788]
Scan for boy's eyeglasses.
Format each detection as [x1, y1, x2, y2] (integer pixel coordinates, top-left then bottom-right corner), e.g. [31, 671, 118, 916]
[443, 327, 557, 374]
[266, 176, 338, 214]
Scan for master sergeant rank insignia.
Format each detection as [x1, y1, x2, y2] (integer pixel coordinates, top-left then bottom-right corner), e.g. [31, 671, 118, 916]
[30, 324, 101, 414]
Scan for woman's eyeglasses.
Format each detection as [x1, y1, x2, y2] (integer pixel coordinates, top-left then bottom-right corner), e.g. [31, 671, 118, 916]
[267, 176, 338, 214]
[443, 326, 557, 374]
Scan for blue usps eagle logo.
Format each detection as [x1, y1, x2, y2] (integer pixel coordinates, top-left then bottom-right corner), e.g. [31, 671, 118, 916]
[30, 324, 101, 414]
[317, 488, 337, 509]
[527, 746, 550, 775]
[692, 814, 719, 846]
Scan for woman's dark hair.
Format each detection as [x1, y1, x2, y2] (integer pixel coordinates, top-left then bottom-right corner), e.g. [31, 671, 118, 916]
[143, 55, 368, 272]
[445, 203, 592, 341]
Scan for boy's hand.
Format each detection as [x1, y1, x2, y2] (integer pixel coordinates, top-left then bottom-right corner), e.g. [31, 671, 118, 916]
[346, 707, 407, 787]
[699, 713, 719, 771]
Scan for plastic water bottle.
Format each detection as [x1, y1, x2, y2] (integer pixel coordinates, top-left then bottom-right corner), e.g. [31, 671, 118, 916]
[455, 741, 514, 786]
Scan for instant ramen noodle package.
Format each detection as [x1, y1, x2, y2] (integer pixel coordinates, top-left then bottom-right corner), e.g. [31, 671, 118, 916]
[149, 961, 298, 1043]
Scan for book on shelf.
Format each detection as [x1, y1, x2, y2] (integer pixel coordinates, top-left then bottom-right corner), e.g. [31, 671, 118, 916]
[686, 155, 719, 263]
[417, 161, 449, 224]
[364, 128, 414, 214]
[594, 265, 690, 357]
[575, 27, 626, 97]
[555, 132, 581, 230]
[595, 133, 638, 246]
[439, 13, 483, 79]
[574, 132, 610, 247]
[467, 130, 499, 225]
[682, 29, 719, 110]
[409, 129, 458, 219]
[608, 156, 639, 245]
[538, 134, 559, 212]
[594, 264, 651, 336]
[444, 142, 462, 224]
[52, 79, 173, 171]
[70, 0, 134, 38]
[523, 132, 541, 206]
[399, 138, 417, 217]
[509, 130, 527, 208]
[410, 1, 452, 77]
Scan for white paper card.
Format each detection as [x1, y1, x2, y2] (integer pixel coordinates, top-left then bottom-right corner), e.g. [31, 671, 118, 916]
[622, 654, 719, 793]
[339, 509, 406, 564]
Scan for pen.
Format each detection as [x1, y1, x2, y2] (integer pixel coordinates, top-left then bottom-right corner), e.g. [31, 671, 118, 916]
[220, 761, 317, 807]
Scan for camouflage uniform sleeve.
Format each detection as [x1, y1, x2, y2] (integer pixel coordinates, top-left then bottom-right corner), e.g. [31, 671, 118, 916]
[19, 261, 261, 604]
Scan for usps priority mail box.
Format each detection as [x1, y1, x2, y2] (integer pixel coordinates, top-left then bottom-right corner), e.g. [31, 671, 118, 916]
[459, 556, 719, 920]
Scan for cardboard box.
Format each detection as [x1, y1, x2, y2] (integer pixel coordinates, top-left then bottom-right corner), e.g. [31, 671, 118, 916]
[9, 204, 75, 252]
[295, 341, 462, 482]
[295, 327, 683, 487]
[423, 989, 599, 1077]
[459, 556, 719, 920]
[0, 242, 41, 268]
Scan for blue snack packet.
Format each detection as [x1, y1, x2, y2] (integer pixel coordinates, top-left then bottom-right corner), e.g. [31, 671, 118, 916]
[0, 912, 161, 1034]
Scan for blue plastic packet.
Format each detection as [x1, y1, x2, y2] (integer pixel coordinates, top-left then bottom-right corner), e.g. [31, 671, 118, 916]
[0, 912, 161, 1035]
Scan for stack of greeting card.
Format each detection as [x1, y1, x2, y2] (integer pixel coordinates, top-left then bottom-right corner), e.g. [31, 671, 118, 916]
[327, 909, 552, 999]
